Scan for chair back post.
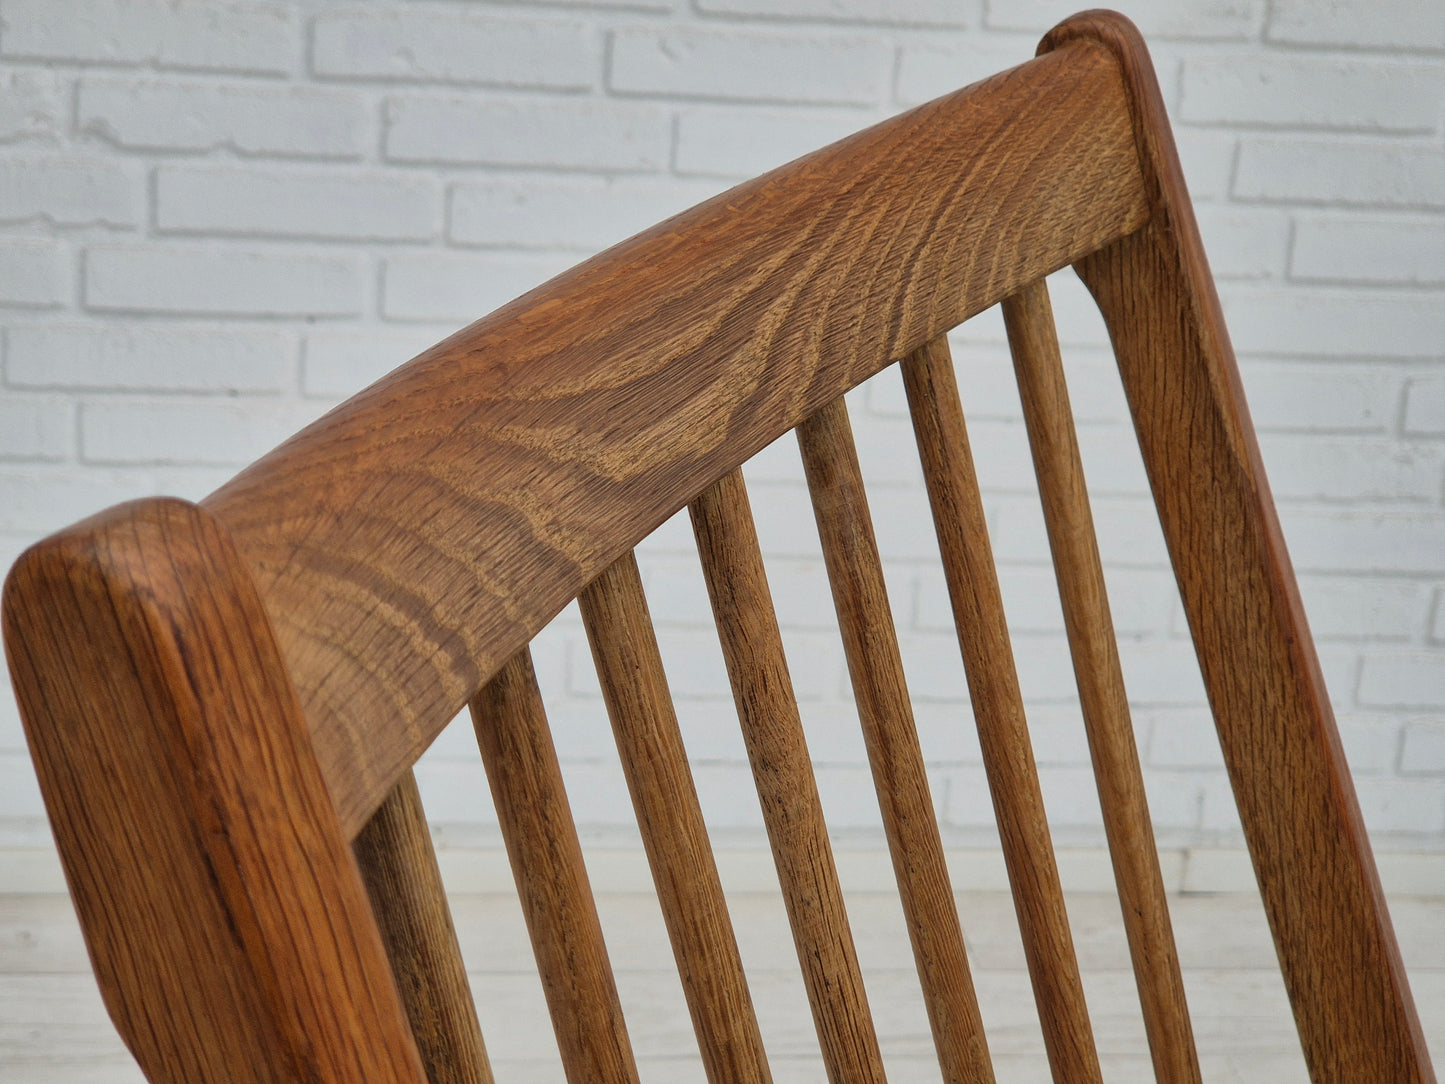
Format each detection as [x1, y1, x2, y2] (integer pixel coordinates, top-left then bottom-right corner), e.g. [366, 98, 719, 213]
[1047, 13, 1436, 1080]
[1, 497, 426, 1084]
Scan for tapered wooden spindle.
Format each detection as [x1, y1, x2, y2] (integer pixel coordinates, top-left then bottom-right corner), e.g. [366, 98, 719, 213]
[579, 552, 773, 1084]
[690, 468, 888, 1084]
[470, 647, 639, 1084]
[1004, 278, 1201, 1082]
[902, 334, 1103, 1084]
[354, 768, 495, 1084]
[797, 397, 994, 1084]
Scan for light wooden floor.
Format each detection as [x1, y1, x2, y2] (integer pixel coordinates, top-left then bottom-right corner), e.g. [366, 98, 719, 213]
[4, 887, 1442, 1082]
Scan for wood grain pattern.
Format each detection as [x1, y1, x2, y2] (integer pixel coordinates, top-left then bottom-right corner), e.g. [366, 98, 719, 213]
[354, 769, 494, 1084]
[1, 497, 426, 1084]
[1044, 13, 1437, 1081]
[689, 470, 887, 1084]
[1003, 278, 1200, 1083]
[902, 337, 1103, 1084]
[202, 40, 1149, 836]
[797, 397, 994, 1084]
[578, 552, 772, 1084]
[469, 646, 640, 1084]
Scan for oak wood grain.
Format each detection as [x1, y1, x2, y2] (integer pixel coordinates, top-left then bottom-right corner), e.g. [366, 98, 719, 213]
[1, 497, 426, 1084]
[1045, 14, 1437, 1080]
[1003, 277, 1200, 1083]
[579, 552, 773, 1084]
[470, 647, 640, 1084]
[690, 470, 887, 1084]
[201, 40, 1149, 836]
[797, 397, 994, 1084]
[902, 337, 1103, 1084]
[354, 769, 494, 1084]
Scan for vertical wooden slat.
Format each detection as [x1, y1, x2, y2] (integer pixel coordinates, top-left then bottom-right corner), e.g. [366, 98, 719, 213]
[354, 769, 495, 1084]
[469, 647, 639, 1084]
[689, 469, 888, 1084]
[579, 552, 773, 1084]
[797, 397, 994, 1084]
[1003, 279, 1201, 1082]
[902, 335, 1104, 1084]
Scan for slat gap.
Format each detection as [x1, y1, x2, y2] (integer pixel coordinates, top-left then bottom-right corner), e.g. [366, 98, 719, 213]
[579, 551, 773, 1084]
[902, 333, 1104, 1084]
[796, 395, 995, 1084]
[469, 647, 639, 1084]
[1004, 277, 1202, 1083]
[689, 468, 888, 1084]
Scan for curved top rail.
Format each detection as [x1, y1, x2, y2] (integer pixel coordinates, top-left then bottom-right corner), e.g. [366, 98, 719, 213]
[204, 33, 1149, 834]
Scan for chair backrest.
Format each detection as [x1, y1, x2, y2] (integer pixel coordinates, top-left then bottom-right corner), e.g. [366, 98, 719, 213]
[2, 10, 1435, 1084]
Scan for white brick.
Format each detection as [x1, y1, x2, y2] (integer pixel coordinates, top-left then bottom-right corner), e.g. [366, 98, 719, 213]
[1278, 510, 1445, 575]
[1117, 639, 1209, 706]
[81, 398, 318, 465]
[1267, 0, 1445, 52]
[609, 27, 890, 105]
[382, 252, 574, 322]
[1359, 652, 1445, 710]
[998, 498, 1174, 568]
[79, 78, 368, 158]
[1173, 128, 1237, 201]
[895, 40, 1034, 105]
[1354, 778, 1444, 834]
[0, 752, 45, 819]
[0, 70, 63, 141]
[1256, 436, 1445, 502]
[302, 326, 455, 398]
[86, 246, 364, 317]
[385, 95, 669, 171]
[450, 177, 723, 251]
[0, 467, 155, 533]
[1405, 376, 1445, 435]
[312, 11, 594, 90]
[1334, 715, 1401, 775]
[0, 241, 69, 307]
[6, 325, 291, 393]
[1221, 290, 1445, 357]
[1401, 721, 1445, 774]
[1235, 139, 1445, 210]
[674, 107, 871, 177]
[1240, 363, 1396, 433]
[0, 396, 72, 461]
[985, 0, 1260, 40]
[1433, 589, 1445, 642]
[1193, 206, 1288, 279]
[0, 157, 140, 227]
[156, 166, 438, 242]
[1181, 57, 1442, 132]
[1, 0, 295, 74]
[1147, 709, 1225, 769]
[1296, 576, 1428, 641]
[698, 0, 967, 25]
[1292, 218, 1445, 287]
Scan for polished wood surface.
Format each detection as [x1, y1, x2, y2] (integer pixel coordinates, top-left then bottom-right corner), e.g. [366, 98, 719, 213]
[3, 10, 1433, 1083]
[797, 397, 994, 1083]
[691, 470, 887, 1084]
[1004, 278, 1200, 1082]
[579, 553, 772, 1083]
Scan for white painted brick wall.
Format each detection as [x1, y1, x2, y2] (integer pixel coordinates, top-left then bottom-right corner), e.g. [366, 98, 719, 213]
[0, 0, 1442, 854]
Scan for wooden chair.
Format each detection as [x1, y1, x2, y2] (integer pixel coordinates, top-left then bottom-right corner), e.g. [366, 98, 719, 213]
[2, 10, 1434, 1082]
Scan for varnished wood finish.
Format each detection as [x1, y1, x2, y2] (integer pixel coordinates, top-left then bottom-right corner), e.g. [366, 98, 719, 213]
[1, 498, 426, 1084]
[902, 337, 1103, 1084]
[1044, 14, 1436, 1081]
[797, 398, 993, 1084]
[578, 553, 772, 1084]
[689, 470, 887, 1084]
[354, 769, 493, 1084]
[202, 41, 1149, 836]
[469, 648, 639, 1084]
[1003, 278, 1200, 1083]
